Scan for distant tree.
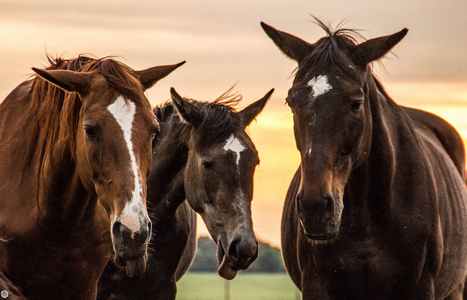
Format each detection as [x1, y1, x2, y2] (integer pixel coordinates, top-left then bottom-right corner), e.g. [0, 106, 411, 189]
[189, 236, 218, 272]
[244, 240, 286, 273]
[188, 236, 286, 273]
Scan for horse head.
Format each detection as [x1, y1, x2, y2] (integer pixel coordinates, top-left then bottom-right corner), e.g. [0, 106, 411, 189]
[262, 21, 407, 241]
[32, 60, 185, 276]
[170, 87, 273, 279]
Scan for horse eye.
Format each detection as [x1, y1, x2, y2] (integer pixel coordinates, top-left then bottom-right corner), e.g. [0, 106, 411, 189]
[201, 160, 214, 170]
[84, 124, 98, 139]
[350, 100, 364, 112]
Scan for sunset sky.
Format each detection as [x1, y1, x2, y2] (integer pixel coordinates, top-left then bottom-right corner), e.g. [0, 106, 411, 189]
[1, 0, 466, 247]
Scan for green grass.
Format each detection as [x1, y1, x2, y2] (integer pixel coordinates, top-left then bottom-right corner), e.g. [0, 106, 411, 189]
[176, 272, 301, 300]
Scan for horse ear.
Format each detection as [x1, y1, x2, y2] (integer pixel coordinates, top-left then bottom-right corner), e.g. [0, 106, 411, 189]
[136, 61, 186, 90]
[170, 87, 204, 128]
[261, 22, 313, 62]
[32, 68, 89, 96]
[353, 28, 408, 66]
[239, 89, 274, 127]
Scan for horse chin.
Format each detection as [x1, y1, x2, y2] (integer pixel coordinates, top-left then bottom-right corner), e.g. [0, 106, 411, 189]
[300, 220, 340, 243]
[114, 251, 148, 278]
[305, 231, 338, 244]
[305, 231, 338, 241]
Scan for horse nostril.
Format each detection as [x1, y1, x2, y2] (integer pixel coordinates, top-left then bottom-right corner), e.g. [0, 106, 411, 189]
[296, 191, 335, 220]
[323, 194, 335, 215]
[112, 218, 152, 246]
[228, 238, 240, 262]
[112, 221, 126, 245]
[145, 219, 153, 243]
[228, 237, 258, 265]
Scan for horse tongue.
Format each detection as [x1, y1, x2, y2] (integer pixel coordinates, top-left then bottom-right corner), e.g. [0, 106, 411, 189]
[125, 256, 147, 278]
[218, 254, 237, 280]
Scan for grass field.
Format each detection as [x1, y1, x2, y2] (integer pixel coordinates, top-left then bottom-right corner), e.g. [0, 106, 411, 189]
[176, 272, 301, 300]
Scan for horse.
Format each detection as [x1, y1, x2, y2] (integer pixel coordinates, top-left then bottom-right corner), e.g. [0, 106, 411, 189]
[261, 19, 467, 299]
[0, 55, 184, 299]
[97, 87, 273, 299]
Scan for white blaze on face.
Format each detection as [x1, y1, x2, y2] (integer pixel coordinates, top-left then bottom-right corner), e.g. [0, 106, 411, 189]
[224, 134, 246, 166]
[307, 75, 332, 98]
[304, 76, 331, 157]
[107, 95, 145, 236]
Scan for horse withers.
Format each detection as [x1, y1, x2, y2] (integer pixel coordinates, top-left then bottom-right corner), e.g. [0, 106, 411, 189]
[262, 19, 467, 299]
[98, 87, 273, 299]
[0, 56, 184, 299]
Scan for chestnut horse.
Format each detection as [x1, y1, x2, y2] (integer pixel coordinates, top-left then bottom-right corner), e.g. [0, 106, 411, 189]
[98, 88, 273, 299]
[0, 56, 184, 299]
[262, 20, 467, 299]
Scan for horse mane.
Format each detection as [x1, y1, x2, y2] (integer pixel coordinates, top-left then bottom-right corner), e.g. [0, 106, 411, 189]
[24, 54, 145, 172]
[153, 88, 242, 150]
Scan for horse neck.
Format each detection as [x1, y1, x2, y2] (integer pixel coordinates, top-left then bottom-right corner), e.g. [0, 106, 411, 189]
[365, 76, 422, 175]
[28, 100, 98, 228]
[148, 117, 190, 218]
[37, 139, 100, 229]
[343, 75, 423, 229]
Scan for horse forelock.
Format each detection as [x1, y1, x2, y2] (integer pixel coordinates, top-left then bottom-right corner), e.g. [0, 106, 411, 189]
[296, 17, 366, 80]
[154, 90, 242, 151]
[93, 59, 146, 106]
[191, 98, 241, 150]
[45, 54, 146, 104]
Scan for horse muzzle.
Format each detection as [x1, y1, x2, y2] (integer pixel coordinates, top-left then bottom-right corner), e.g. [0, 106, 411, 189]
[216, 234, 258, 280]
[111, 215, 152, 277]
[296, 190, 342, 241]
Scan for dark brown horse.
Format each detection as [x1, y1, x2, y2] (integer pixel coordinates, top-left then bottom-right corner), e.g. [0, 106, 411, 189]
[97, 87, 273, 299]
[262, 20, 467, 299]
[0, 56, 184, 299]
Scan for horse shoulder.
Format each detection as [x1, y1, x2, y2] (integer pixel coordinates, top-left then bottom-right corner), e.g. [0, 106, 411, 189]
[0, 173, 40, 242]
[0, 211, 111, 299]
